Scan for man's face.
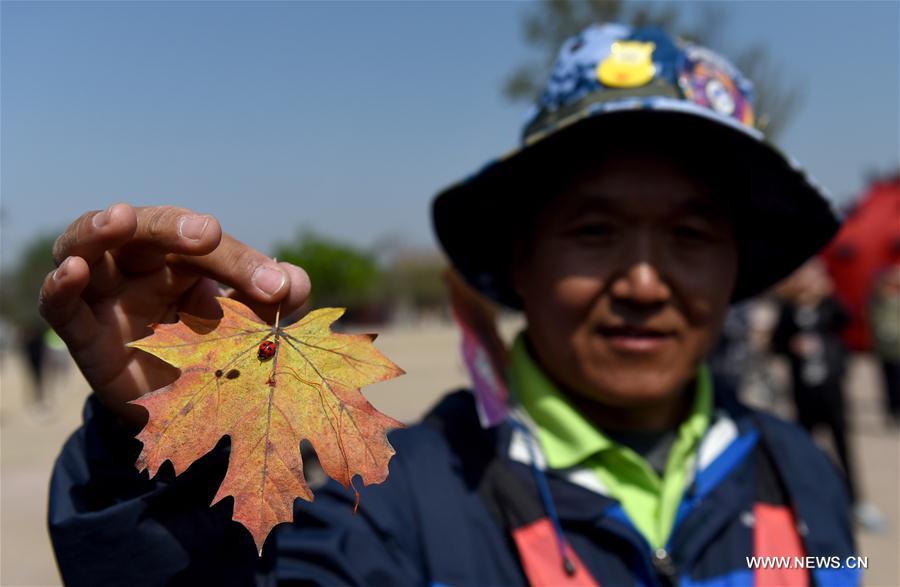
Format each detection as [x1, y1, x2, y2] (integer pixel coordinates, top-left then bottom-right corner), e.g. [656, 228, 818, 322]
[514, 150, 738, 408]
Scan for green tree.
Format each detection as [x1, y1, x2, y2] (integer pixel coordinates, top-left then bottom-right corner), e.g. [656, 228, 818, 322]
[503, 0, 801, 139]
[380, 253, 448, 316]
[0, 232, 58, 332]
[273, 231, 382, 309]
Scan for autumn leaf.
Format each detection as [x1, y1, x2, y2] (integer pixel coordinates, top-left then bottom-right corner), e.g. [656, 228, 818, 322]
[128, 297, 405, 553]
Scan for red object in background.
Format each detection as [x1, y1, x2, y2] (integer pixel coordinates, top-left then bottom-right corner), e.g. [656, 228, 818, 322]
[821, 175, 900, 351]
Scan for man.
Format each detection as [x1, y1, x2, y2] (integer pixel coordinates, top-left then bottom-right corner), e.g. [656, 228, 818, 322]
[44, 24, 856, 586]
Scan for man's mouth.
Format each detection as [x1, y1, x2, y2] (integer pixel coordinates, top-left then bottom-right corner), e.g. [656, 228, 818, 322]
[596, 325, 676, 353]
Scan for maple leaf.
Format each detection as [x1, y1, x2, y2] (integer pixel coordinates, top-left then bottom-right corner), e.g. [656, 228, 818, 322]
[128, 297, 405, 553]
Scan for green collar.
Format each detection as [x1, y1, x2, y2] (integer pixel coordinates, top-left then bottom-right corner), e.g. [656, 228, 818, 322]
[507, 333, 713, 548]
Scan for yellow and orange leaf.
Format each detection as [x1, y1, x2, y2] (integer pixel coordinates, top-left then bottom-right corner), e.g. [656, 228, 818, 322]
[128, 297, 404, 553]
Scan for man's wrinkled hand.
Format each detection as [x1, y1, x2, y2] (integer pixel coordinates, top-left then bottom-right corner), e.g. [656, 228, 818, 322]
[39, 203, 311, 427]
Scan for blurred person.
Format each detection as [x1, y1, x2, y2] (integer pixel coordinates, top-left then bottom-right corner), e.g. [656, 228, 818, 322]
[709, 302, 754, 391]
[0, 317, 12, 375]
[710, 300, 781, 410]
[821, 174, 900, 353]
[42, 328, 71, 403]
[869, 265, 900, 427]
[20, 323, 50, 409]
[42, 25, 859, 586]
[18, 326, 69, 418]
[772, 259, 886, 533]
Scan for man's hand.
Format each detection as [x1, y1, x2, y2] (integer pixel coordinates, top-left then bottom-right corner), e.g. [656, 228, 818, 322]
[39, 204, 311, 427]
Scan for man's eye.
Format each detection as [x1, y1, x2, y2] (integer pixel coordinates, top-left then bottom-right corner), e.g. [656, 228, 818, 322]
[673, 224, 715, 241]
[573, 223, 616, 237]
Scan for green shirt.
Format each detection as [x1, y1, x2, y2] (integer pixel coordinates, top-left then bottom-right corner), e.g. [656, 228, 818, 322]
[507, 334, 712, 549]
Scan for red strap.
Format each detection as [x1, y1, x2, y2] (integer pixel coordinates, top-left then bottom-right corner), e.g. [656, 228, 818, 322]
[753, 503, 809, 587]
[512, 518, 600, 587]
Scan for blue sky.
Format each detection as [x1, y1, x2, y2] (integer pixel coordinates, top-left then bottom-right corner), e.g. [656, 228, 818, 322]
[2, 1, 898, 269]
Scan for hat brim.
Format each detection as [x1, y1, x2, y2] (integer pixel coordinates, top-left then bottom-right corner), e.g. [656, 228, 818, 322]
[432, 107, 840, 309]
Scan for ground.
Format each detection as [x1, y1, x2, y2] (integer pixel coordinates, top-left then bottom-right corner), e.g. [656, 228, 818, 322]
[1, 320, 898, 586]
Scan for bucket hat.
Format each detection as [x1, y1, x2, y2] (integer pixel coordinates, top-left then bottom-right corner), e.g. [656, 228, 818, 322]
[432, 23, 839, 309]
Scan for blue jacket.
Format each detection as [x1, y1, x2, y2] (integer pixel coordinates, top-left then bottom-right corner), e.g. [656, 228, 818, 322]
[49, 387, 857, 587]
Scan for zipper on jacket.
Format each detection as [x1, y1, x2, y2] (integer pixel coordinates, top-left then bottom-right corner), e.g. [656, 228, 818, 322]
[652, 548, 679, 587]
[590, 517, 680, 587]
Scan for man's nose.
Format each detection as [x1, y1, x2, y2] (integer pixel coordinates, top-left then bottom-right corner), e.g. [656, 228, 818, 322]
[609, 262, 672, 305]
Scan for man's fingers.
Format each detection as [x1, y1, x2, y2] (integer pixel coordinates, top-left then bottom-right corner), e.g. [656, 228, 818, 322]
[54, 204, 223, 277]
[113, 206, 223, 274]
[52, 203, 138, 266]
[177, 277, 228, 321]
[276, 262, 312, 314]
[224, 262, 312, 323]
[38, 256, 100, 352]
[169, 235, 309, 306]
[51, 204, 312, 321]
[174, 264, 309, 327]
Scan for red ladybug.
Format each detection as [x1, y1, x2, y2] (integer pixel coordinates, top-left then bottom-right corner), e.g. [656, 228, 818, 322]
[258, 340, 276, 361]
